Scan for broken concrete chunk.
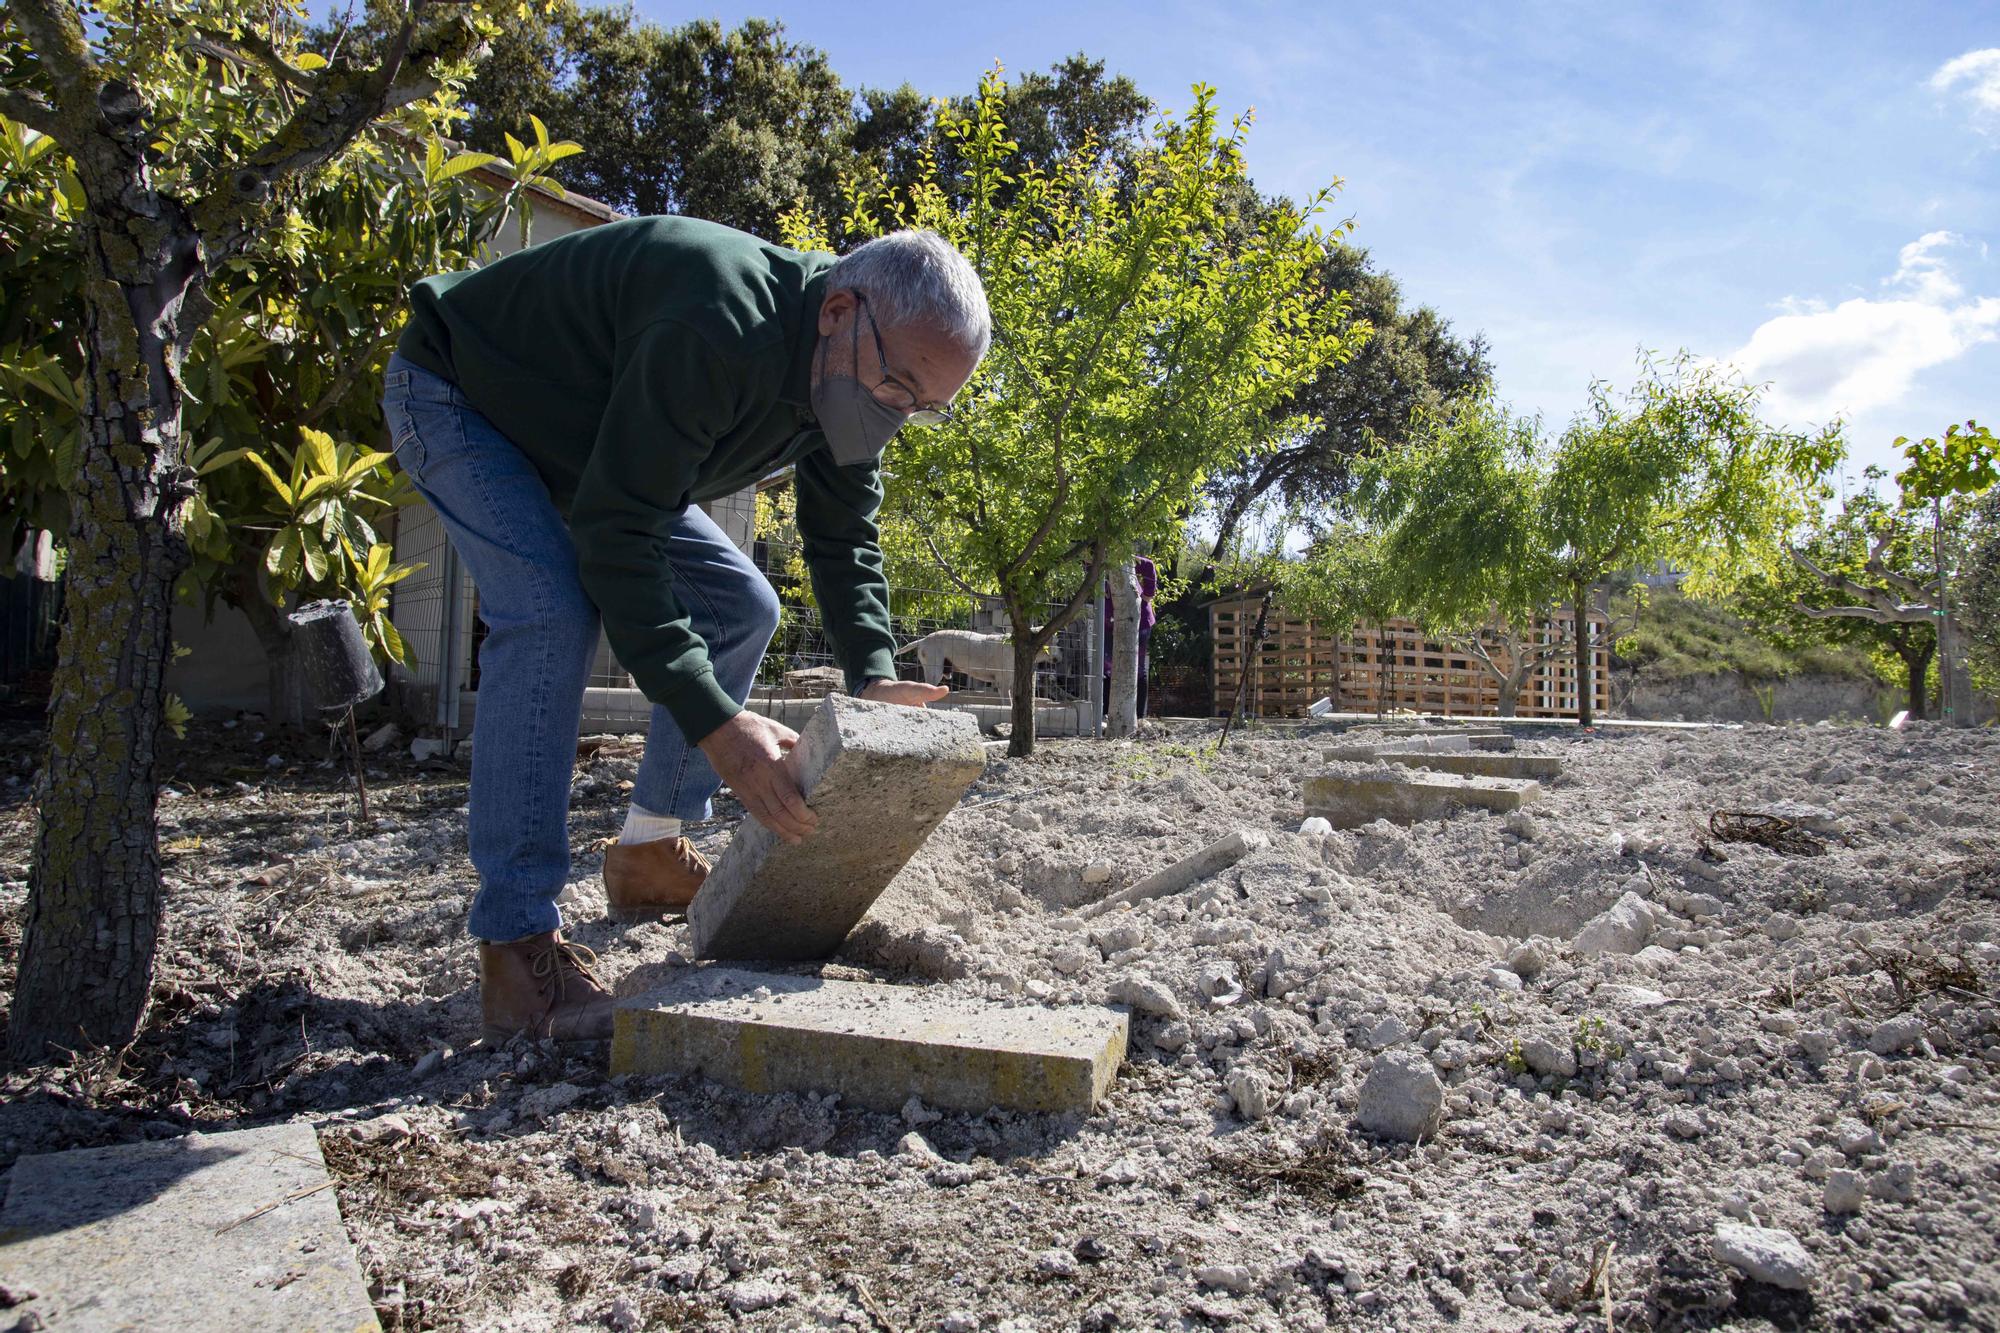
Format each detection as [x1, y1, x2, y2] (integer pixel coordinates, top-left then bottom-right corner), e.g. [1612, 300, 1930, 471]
[1370, 751, 1561, 781]
[689, 695, 985, 960]
[1303, 772, 1540, 829]
[611, 967, 1127, 1114]
[1107, 974, 1185, 1021]
[1082, 829, 1268, 917]
[1711, 1222, 1816, 1291]
[1355, 1049, 1444, 1141]
[0, 1122, 379, 1332]
[1571, 891, 1656, 956]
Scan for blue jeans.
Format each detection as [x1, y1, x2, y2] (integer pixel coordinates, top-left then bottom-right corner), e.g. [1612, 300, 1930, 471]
[380, 354, 780, 941]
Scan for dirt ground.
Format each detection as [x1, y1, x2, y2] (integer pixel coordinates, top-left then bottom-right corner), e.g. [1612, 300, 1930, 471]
[1, 711, 1996, 1332]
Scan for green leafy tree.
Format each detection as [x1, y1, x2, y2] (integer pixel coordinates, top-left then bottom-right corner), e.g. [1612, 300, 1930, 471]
[1354, 394, 1590, 716]
[1203, 245, 1492, 568]
[4, 99, 577, 722]
[789, 71, 1356, 755]
[1733, 470, 1938, 718]
[1782, 423, 1998, 727]
[1964, 489, 2000, 688]
[1539, 355, 1841, 725]
[0, 0, 524, 1063]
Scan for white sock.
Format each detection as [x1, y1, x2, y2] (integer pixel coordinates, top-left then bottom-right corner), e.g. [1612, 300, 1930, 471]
[620, 805, 681, 845]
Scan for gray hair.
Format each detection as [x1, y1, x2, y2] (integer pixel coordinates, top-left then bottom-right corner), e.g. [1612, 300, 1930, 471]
[828, 230, 991, 358]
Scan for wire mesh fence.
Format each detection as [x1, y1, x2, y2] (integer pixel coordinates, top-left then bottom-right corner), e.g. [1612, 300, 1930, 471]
[386, 489, 1102, 737]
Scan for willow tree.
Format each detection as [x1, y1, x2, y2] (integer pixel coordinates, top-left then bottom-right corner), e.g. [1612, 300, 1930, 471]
[1539, 356, 1841, 725]
[0, 1, 521, 1063]
[789, 70, 1357, 755]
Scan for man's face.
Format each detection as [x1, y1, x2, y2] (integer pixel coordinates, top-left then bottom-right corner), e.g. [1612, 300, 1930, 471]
[814, 289, 980, 422]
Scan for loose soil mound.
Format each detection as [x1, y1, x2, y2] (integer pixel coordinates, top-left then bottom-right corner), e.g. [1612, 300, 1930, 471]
[1, 717, 1995, 1330]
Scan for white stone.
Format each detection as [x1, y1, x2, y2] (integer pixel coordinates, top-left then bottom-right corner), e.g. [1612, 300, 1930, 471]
[1505, 941, 1547, 978]
[1080, 862, 1113, 886]
[1194, 1264, 1255, 1294]
[1225, 1067, 1272, 1120]
[1522, 1037, 1576, 1079]
[1107, 975, 1184, 1022]
[1712, 1222, 1816, 1291]
[1356, 1050, 1445, 1142]
[1764, 913, 1803, 942]
[1571, 892, 1655, 956]
[1867, 1014, 1924, 1056]
[410, 737, 450, 761]
[1823, 1169, 1866, 1214]
[1298, 816, 1333, 836]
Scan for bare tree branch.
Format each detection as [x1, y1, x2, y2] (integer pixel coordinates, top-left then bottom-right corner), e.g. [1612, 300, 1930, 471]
[192, 5, 481, 264]
[918, 529, 994, 602]
[1789, 546, 1932, 621]
[0, 85, 60, 136]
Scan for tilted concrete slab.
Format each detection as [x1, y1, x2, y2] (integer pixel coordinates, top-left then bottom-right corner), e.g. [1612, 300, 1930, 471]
[689, 694, 985, 960]
[1304, 771, 1541, 828]
[0, 1122, 378, 1333]
[612, 968, 1127, 1114]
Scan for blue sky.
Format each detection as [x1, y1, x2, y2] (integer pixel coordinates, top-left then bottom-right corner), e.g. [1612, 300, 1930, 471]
[636, 1, 1997, 484]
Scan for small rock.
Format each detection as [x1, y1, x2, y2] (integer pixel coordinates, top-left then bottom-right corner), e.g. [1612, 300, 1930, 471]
[1712, 1222, 1816, 1291]
[1009, 806, 1042, 831]
[1572, 892, 1655, 956]
[1522, 1037, 1576, 1079]
[1505, 941, 1546, 978]
[1151, 1020, 1191, 1052]
[1763, 913, 1803, 942]
[1108, 975, 1184, 1022]
[1823, 1169, 1866, 1214]
[1485, 968, 1523, 992]
[1367, 1015, 1411, 1050]
[410, 737, 450, 761]
[1080, 862, 1113, 886]
[1051, 945, 1093, 976]
[519, 1082, 585, 1120]
[1033, 1248, 1078, 1279]
[900, 1095, 942, 1126]
[725, 1278, 789, 1313]
[1298, 816, 1333, 836]
[1835, 1118, 1884, 1156]
[604, 1296, 642, 1332]
[1866, 1014, 1924, 1056]
[1194, 1264, 1254, 1294]
[1225, 1067, 1271, 1121]
[897, 1131, 945, 1165]
[1663, 1110, 1704, 1140]
[362, 721, 402, 752]
[1356, 1050, 1445, 1142]
[1504, 811, 1539, 840]
[411, 1050, 445, 1080]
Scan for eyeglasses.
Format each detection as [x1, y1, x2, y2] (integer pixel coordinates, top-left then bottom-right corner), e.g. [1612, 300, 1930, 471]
[855, 296, 954, 426]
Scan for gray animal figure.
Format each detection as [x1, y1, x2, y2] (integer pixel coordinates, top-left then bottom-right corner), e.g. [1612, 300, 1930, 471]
[895, 629, 1059, 702]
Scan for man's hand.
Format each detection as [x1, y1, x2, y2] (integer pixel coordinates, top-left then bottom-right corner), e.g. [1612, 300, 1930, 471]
[861, 679, 949, 707]
[698, 712, 818, 844]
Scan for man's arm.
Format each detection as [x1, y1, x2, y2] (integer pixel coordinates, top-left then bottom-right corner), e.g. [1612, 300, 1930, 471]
[791, 447, 900, 693]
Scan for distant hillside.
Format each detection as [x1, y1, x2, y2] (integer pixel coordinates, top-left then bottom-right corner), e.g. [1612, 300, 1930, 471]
[1609, 585, 1886, 684]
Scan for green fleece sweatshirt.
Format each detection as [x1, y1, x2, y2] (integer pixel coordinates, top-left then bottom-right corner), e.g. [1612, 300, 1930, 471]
[396, 215, 897, 741]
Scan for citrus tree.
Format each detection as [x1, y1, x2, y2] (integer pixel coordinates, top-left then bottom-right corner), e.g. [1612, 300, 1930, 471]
[1783, 423, 1997, 727]
[788, 69, 1359, 754]
[0, 0, 531, 1063]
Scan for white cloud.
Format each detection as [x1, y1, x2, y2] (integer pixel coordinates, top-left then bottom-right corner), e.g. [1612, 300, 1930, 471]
[1727, 235, 2000, 425]
[1931, 48, 2000, 125]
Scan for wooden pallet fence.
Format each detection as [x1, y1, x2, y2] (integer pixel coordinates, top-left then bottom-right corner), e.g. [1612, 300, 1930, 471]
[1209, 599, 1608, 720]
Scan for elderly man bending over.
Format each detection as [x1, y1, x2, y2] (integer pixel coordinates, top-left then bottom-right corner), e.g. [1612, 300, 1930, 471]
[382, 217, 988, 1041]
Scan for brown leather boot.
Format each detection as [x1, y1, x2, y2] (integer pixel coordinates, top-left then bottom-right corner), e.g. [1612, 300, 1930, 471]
[477, 930, 615, 1042]
[602, 837, 710, 921]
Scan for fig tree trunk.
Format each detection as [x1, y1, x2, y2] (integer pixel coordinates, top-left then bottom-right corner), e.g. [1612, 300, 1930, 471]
[9, 221, 198, 1063]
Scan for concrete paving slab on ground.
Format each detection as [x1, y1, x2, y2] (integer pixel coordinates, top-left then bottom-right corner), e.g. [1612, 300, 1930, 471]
[689, 694, 986, 960]
[1323, 749, 1561, 780]
[1303, 771, 1541, 828]
[613, 968, 1128, 1114]
[0, 1121, 378, 1333]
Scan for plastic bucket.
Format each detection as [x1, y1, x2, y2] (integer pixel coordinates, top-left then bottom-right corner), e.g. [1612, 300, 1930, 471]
[287, 599, 384, 713]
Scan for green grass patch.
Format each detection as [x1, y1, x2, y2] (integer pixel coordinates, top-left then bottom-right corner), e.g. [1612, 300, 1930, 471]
[1611, 586, 1887, 685]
